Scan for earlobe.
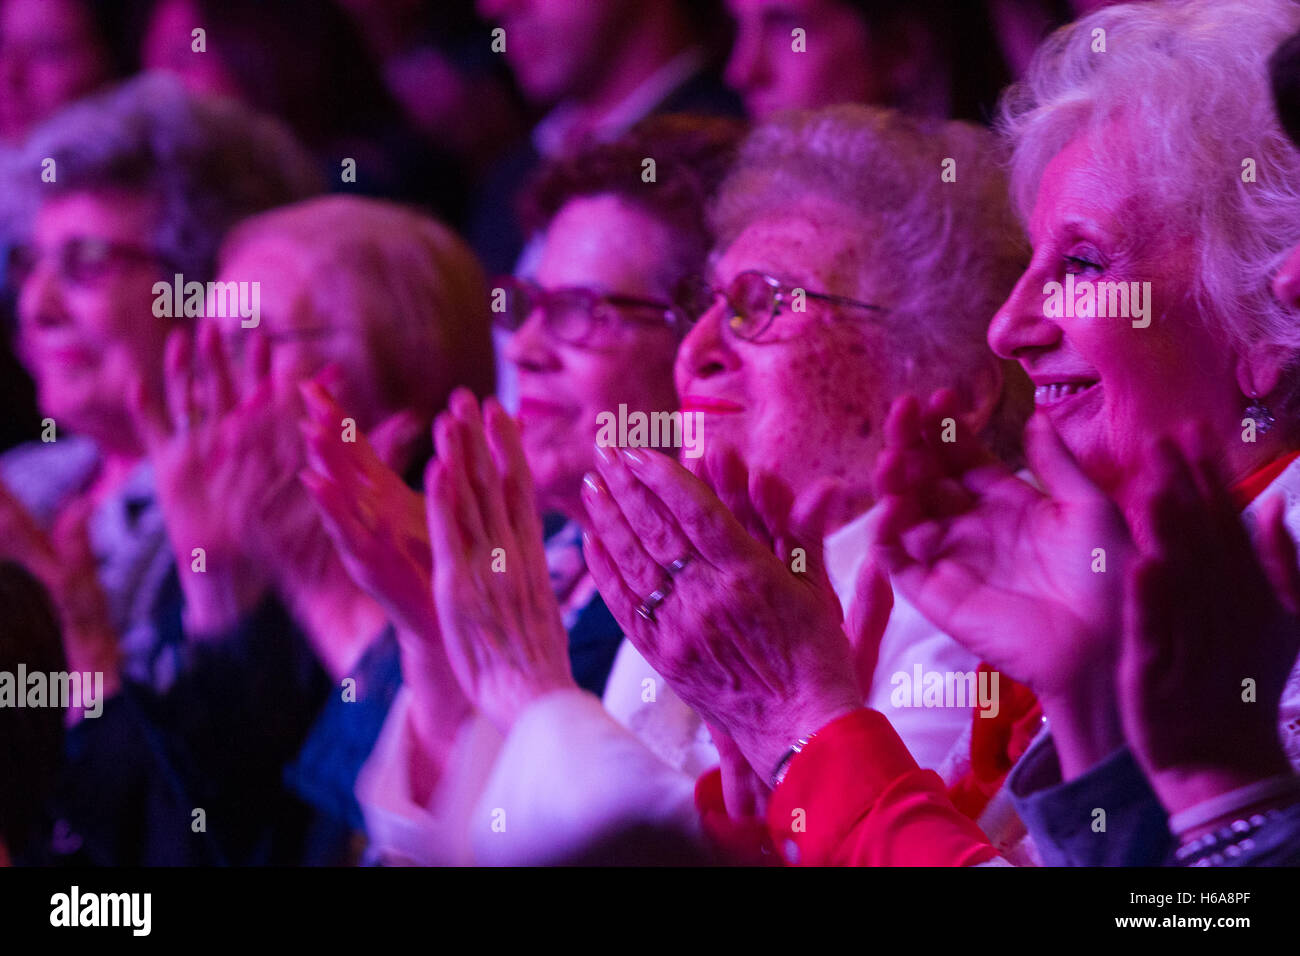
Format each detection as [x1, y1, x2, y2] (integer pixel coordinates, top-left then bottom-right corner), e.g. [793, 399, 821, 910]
[1235, 347, 1288, 402]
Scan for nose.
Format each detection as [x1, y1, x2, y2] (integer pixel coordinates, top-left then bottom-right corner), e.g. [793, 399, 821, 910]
[17, 256, 69, 332]
[987, 267, 1061, 360]
[1273, 241, 1300, 308]
[674, 298, 740, 396]
[503, 305, 560, 374]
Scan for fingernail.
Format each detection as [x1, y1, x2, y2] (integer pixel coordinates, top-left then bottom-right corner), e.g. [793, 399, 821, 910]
[622, 446, 646, 467]
[582, 472, 605, 496]
[594, 442, 617, 466]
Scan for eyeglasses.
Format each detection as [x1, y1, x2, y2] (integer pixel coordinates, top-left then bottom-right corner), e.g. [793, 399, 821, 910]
[492, 276, 681, 347]
[6, 237, 164, 290]
[671, 270, 889, 342]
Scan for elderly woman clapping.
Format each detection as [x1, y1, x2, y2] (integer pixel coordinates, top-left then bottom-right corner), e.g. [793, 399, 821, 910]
[296, 117, 745, 864]
[870, 0, 1300, 865]
[411, 106, 1035, 863]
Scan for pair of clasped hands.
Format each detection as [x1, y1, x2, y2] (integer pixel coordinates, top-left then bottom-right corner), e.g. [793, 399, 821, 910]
[294, 380, 1300, 821]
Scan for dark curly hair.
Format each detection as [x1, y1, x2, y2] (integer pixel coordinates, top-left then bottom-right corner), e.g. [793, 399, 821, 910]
[520, 113, 747, 302]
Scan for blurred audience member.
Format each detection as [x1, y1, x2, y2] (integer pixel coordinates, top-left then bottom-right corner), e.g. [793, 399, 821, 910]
[336, 0, 528, 182]
[141, 0, 460, 217]
[0, 0, 142, 144]
[723, 0, 1011, 123]
[0, 72, 322, 693]
[129, 195, 494, 860]
[469, 0, 742, 275]
[0, 0, 149, 453]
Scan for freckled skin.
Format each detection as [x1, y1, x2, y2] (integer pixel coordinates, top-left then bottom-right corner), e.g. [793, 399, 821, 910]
[675, 200, 894, 505]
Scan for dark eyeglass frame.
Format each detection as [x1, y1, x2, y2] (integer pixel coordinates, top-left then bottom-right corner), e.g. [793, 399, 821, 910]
[491, 275, 681, 347]
[5, 236, 167, 290]
[672, 270, 890, 343]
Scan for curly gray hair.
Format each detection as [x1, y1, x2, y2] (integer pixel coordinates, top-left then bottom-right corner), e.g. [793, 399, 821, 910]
[2, 71, 324, 282]
[711, 104, 1032, 462]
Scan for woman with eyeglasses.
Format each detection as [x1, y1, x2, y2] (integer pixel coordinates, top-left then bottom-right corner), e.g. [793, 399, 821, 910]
[0, 73, 322, 698]
[392, 106, 1031, 865]
[292, 114, 744, 864]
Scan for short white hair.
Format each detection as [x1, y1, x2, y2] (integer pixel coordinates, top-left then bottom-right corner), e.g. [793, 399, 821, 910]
[1000, 0, 1300, 420]
[712, 104, 1031, 460]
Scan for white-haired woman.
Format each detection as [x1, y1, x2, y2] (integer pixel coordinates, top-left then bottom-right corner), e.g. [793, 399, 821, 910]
[870, 0, 1300, 866]
[412, 106, 1036, 864]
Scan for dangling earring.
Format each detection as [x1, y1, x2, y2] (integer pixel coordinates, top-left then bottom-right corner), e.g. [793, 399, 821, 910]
[1245, 392, 1275, 434]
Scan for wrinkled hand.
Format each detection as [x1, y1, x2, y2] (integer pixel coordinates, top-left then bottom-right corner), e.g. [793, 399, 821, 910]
[132, 326, 305, 632]
[426, 390, 576, 735]
[872, 391, 1133, 701]
[298, 382, 430, 634]
[1119, 434, 1300, 816]
[582, 444, 862, 780]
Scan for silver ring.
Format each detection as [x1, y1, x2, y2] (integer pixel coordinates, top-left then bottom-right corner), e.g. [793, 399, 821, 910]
[666, 554, 692, 576]
[635, 586, 670, 623]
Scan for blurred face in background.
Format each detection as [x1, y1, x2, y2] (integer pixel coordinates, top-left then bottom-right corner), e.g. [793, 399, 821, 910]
[0, 0, 113, 142]
[211, 233, 389, 431]
[13, 191, 173, 451]
[141, 0, 243, 101]
[675, 198, 893, 502]
[724, 0, 877, 117]
[504, 194, 682, 519]
[475, 0, 631, 104]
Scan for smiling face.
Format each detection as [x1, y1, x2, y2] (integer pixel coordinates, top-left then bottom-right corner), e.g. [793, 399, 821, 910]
[987, 130, 1248, 499]
[504, 194, 681, 519]
[674, 199, 891, 505]
[723, 0, 877, 118]
[15, 191, 172, 452]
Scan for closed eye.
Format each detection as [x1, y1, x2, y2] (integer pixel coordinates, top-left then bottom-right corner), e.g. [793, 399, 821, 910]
[1064, 254, 1102, 275]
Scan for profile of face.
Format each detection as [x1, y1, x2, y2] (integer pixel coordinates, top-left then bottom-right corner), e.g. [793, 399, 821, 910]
[474, 0, 628, 104]
[987, 129, 1245, 497]
[724, 0, 877, 118]
[14, 191, 173, 450]
[505, 194, 681, 518]
[141, 0, 243, 101]
[0, 0, 113, 142]
[209, 234, 388, 430]
[675, 199, 892, 502]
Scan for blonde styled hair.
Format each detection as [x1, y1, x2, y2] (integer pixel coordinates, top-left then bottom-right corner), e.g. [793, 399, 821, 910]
[221, 196, 494, 424]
